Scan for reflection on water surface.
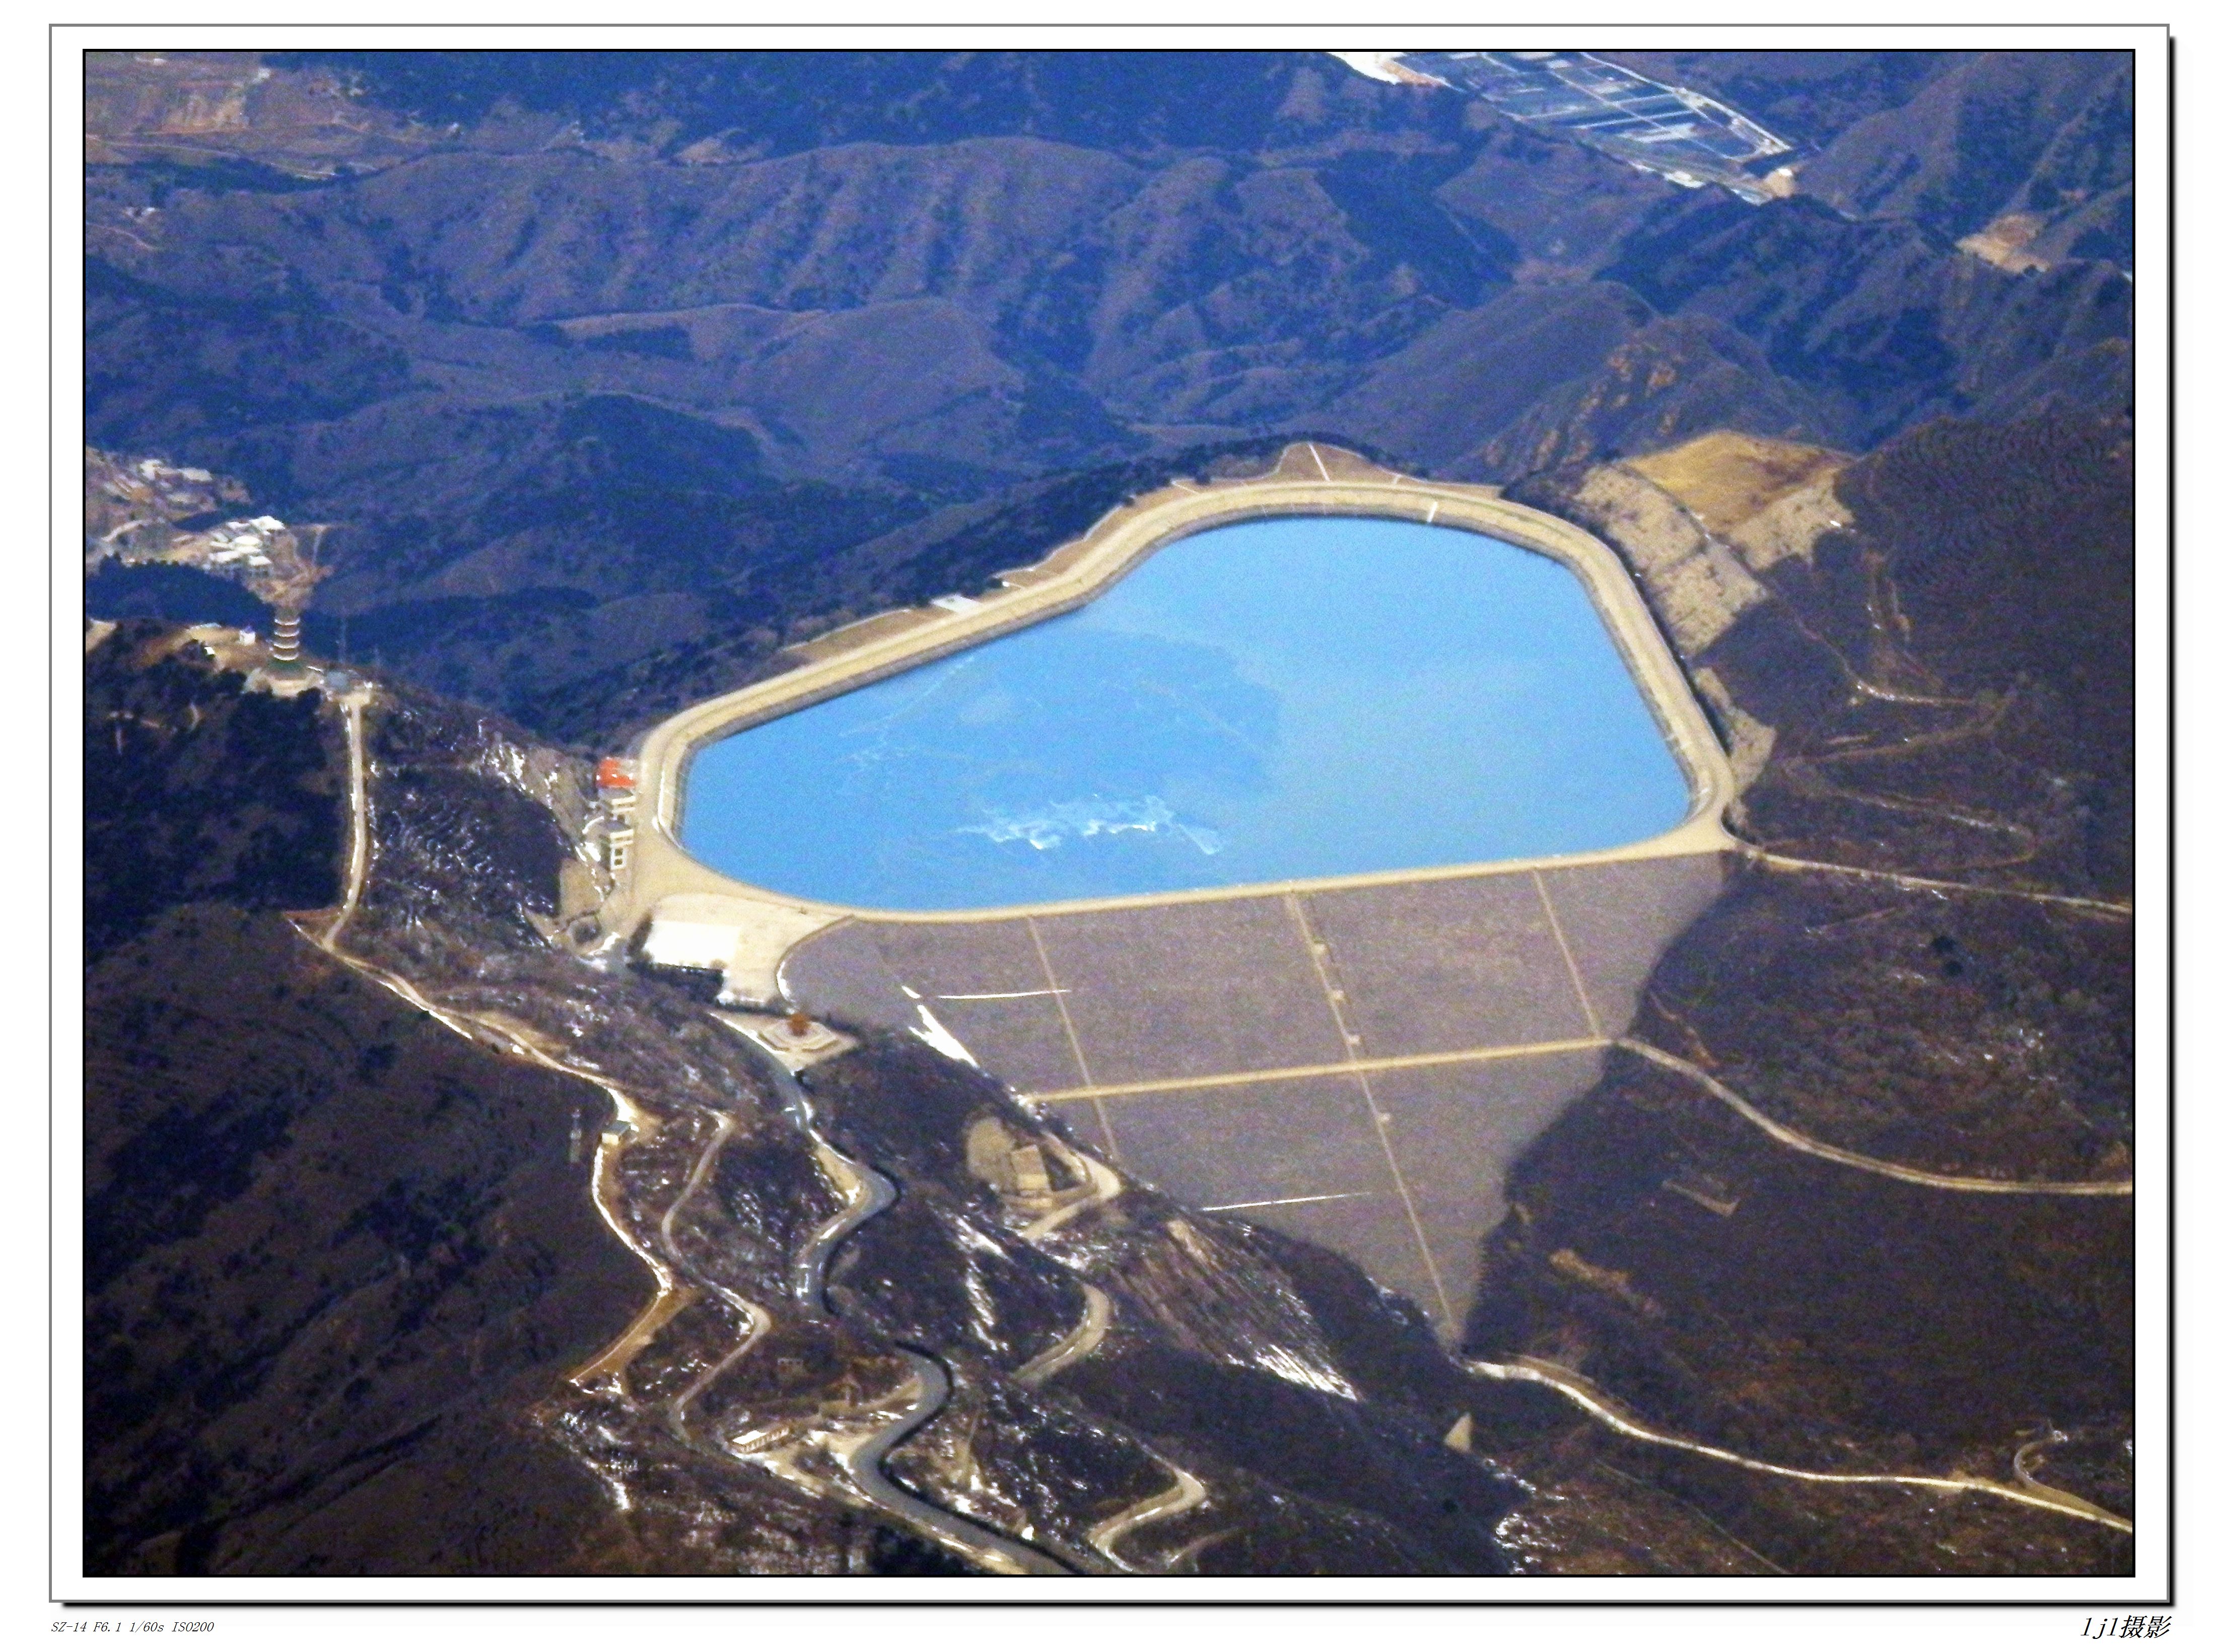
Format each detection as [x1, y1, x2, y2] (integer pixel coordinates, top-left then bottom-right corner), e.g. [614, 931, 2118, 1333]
[683, 516, 1688, 909]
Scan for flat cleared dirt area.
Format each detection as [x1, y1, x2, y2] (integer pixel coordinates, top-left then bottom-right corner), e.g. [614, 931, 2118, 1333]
[1627, 431, 1846, 531]
[783, 850, 1724, 1334]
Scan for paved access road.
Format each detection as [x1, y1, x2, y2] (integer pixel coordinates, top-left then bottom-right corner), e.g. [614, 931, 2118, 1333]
[745, 1042, 1073, 1576]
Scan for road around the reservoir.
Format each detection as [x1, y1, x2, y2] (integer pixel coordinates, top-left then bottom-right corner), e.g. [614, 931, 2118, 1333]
[1620, 1039, 2134, 1196]
[604, 442, 1742, 1007]
[1465, 1355, 2132, 1536]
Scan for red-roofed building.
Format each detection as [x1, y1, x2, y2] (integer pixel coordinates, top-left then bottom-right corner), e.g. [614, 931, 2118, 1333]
[597, 757, 637, 793]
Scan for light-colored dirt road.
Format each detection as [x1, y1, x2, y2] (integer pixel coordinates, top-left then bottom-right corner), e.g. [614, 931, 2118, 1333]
[2011, 1430, 2122, 1524]
[659, 1111, 737, 1260]
[658, 1111, 776, 1443]
[1466, 1354, 2132, 1535]
[1746, 845, 2133, 919]
[1085, 1450, 1209, 1570]
[294, 687, 687, 1391]
[1621, 1038, 2133, 1196]
[1018, 1150, 1124, 1243]
[666, 1303, 769, 1446]
[305, 685, 1068, 1570]
[320, 689, 372, 948]
[1014, 1283, 1113, 1389]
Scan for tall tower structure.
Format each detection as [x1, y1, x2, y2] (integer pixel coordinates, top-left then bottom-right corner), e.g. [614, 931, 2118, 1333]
[270, 609, 302, 665]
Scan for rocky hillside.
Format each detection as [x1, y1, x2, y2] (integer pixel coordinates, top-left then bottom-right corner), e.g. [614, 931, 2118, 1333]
[80, 636, 1513, 1574]
[1471, 411, 2136, 1573]
[85, 49, 2132, 748]
[80, 49, 2140, 1579]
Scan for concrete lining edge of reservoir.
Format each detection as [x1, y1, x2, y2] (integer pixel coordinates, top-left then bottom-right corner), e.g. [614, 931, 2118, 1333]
[602, 442, 1739, 991]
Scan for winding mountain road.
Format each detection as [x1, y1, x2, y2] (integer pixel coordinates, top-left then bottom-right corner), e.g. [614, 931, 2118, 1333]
[296, 691, 693, 1393]
[741, 1045, 1072, 1576]
[302, 685, 1064, 1568]
[1621, 1038, 2134, 1196]
[657, 1112, 777, 1443]
[1465, 1354, 2132, 1535]
[1085, 1450, 1209, 1570]
[1015, 1284, 1113, 1389]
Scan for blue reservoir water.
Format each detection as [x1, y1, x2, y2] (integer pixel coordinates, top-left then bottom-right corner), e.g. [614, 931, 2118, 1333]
[681, 516, 1689, 910]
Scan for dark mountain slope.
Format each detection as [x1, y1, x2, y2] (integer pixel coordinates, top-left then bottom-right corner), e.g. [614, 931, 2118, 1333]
[1324, 284, 1657, 472]
[361, 139, 1150, 328]
[1430, 125, 1681, 279]
[84, 905, 652, 1575]
[1598, 50, 1973, 149]
[85, 49, 2132, 753]
[1599, 194, 2131, 443]
[1330, 292, 1836, 480]
[1467, 410, 2136, 1574]
[1827, 415, 2135, 891]
[85, 259, 413, 450]
[81, 631, 632, 1574]
[1607, 49, 2133, 274]
[85, 621, 342, 963]
[100, 135, 1514, 433]
[81, 634, 974, 1576]
[272, 48, 1469, 161]
[1796, 52, 2133, 243]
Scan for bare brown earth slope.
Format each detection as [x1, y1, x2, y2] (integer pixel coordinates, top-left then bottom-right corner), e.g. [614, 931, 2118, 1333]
[86, 50, 2130, 746]
[1473, 409, 2134, 1573]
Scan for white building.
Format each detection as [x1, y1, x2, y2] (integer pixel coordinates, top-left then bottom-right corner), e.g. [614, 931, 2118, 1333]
[606, 825, 636, 873]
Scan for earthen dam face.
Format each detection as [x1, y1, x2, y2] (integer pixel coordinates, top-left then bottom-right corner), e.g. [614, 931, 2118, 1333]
[632, 458, 1738, 1339]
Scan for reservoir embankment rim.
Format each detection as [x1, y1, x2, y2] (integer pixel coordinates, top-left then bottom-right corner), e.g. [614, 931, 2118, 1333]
[679, 514, 1695, 912]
